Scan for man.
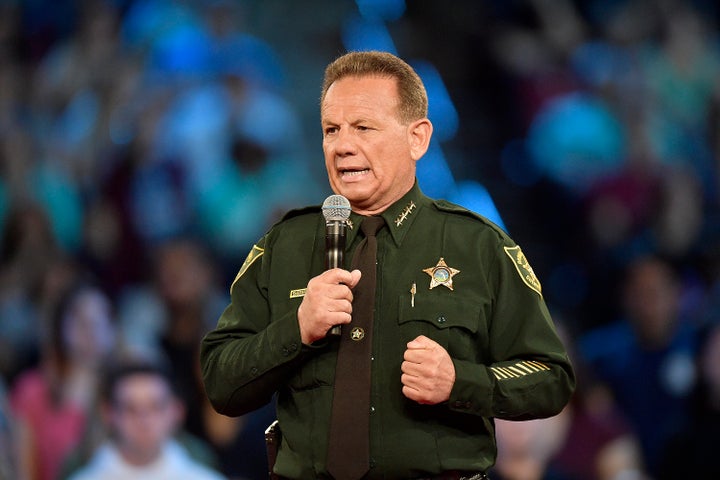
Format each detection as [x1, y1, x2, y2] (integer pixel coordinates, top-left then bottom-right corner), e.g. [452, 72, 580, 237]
[201, 50, 575, 479]
[578, 255, 697, 477]
[68, 361, 226, 480]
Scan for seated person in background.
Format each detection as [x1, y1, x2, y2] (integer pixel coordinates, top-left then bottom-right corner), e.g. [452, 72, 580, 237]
[67, 360, 227, 480]
[10, 279, 119, 480]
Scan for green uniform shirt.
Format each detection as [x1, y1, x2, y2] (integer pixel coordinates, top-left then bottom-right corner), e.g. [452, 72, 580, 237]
[201, 182, 575, 479]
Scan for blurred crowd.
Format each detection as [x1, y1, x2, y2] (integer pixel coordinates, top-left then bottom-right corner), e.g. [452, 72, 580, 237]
[0, 0, 719, 480]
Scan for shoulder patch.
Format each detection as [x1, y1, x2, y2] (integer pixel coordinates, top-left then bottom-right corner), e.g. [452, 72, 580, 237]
[233, 244, 264, 286]
[503, 245, 542, 297]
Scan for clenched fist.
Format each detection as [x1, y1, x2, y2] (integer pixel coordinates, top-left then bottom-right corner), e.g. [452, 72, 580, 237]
[401, 335, 456, 404]
[297, 268, 362, 344]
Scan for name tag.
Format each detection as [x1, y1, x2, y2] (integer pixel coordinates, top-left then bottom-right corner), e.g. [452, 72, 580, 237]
[289, 288, 307, 299]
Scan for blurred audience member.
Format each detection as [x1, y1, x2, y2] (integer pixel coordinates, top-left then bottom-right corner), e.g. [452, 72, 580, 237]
[578, 255, 698, 477]
[493, 321, 648, 480]
[0, 202, 63, 381]
[9, 279, 119, 480]
[657, 322, 720, 479]
[117, 236, 272, 478]
[0, 376, 20, 480]
[66, 360, 226, 480]
[493, 414, 569, 480]
[547, 325, 647, 480]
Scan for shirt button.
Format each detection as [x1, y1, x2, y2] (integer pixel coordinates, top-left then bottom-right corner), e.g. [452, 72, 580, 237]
[370, 406, 376, 414]
[289, 342, 298, 352]
[369, 459, 376, 468]
[281, 347, 289, 356]
[250, 367, 259, 376]
[437, 316, 446, 324]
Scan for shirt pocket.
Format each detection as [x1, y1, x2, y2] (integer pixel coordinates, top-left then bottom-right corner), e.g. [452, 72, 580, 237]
[397, 295, 483, 360]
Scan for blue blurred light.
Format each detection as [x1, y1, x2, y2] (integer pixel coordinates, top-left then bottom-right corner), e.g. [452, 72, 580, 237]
[527, 92, 626, 192]
[356, 0, 406, 21]
[547, 262, 589, 309]
[214, 34, 287, 90]
[411, 60, 459, 142]
[500, 138, 542, 187]
[448, 180, 507, 233]
[571, 40, 633, 87]
[416, 141, 455, 199]
[341, 15, 397, 53]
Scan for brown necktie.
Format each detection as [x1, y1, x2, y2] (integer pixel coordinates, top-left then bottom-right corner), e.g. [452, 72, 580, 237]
[326, 216, 385, 480]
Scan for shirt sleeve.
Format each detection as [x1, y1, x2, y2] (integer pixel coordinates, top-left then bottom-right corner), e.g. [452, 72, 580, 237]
[447, 238, 576, 420]
[199, 234, 308, 417]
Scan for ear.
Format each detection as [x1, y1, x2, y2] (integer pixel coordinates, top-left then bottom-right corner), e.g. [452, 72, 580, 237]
[408, 118, 433, 161]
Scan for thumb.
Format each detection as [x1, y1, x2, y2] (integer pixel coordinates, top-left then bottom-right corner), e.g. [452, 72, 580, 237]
[348, 269, 362, 288]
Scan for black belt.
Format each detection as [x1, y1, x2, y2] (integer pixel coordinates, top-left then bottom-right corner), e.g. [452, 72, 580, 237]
[418, 472, 488, 480]
[276, 472, 488, 479]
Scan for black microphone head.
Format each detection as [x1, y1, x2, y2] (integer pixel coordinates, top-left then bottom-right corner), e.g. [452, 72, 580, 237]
[322, 195, 351, 222]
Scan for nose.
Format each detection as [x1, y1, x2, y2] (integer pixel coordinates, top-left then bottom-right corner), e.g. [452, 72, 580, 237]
[332, 128, 357, 157]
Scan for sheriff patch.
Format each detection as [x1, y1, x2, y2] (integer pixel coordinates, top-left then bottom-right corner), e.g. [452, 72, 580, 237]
[504, 246, 542, 297]
[233, 245, 265, 286]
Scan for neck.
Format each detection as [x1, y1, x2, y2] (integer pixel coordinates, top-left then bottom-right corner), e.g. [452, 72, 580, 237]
[118, 442, 163, 467]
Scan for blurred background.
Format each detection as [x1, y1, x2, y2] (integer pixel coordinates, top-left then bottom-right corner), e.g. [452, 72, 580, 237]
[0, 0, 719, 479]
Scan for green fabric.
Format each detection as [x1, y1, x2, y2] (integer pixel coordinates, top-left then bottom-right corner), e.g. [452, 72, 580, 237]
[201, 182, 575, 479]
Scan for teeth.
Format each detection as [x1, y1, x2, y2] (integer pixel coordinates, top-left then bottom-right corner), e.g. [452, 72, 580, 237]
[343, 169, 369, 176]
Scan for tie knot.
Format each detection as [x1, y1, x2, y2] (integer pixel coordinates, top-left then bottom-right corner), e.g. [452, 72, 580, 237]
[360, 216, 385, 237]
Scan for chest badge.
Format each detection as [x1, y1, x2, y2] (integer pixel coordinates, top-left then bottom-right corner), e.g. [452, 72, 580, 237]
[423, 257, 460, 290]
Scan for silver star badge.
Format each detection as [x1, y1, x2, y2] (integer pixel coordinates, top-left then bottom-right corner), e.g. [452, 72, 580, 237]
[423, 257, 460, 290]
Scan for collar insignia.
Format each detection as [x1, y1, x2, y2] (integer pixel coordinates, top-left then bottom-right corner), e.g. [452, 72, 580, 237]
[423, 257, 460, 290]
[395, 201, 416, 227]
[346, 218, 354, 230]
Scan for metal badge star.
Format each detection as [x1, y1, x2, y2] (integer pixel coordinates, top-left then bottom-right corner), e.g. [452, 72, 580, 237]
[423, 257, 460, 290]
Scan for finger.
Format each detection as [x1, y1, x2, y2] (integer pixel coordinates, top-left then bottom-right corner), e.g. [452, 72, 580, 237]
[400, 368, 426, 384]
[401, 384, 417, 400]
[404, 343, 438, 363]
[401, 359, 428, 378]
[401, 384, 429, 404]
[327, 298, 353, 315]
[407, 334, 434, 350]
[328, 311, 353, 326]
[326, 283, 354, 302]
[403, 348, 425, 364]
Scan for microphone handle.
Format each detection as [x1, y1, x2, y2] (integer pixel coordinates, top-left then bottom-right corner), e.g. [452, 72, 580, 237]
[325, 221, 346, 336]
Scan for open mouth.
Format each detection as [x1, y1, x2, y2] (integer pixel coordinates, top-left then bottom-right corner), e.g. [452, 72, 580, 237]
[340, 168, 370, 178]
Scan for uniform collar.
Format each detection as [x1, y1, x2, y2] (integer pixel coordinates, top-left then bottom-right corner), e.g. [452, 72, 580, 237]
[348, 180, 429, 247]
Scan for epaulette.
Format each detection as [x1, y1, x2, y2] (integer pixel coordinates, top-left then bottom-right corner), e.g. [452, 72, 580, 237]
[262, 204, 322, 233]
[279, 205, 322, 222]
[434, 199, 509, 239]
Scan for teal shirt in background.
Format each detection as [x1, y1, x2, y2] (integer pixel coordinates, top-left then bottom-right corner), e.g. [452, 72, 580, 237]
[200, 181, 575, 479]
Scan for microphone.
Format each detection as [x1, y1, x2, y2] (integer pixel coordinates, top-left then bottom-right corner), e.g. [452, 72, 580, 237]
[322, 194, 351, 336]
